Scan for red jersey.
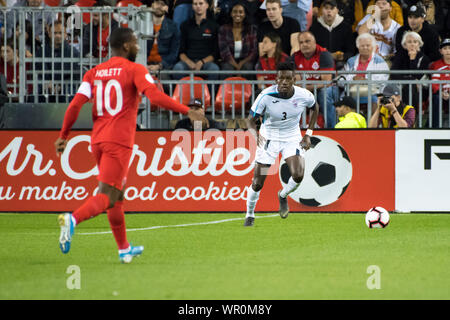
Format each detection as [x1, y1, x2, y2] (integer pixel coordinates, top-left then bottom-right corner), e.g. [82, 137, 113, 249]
[98, 27, 110, 58]
[430, 59, 450, 94]
[61, 56, 189, 148]
[292, 44, 335, 81]
[257, 53, 289, 82]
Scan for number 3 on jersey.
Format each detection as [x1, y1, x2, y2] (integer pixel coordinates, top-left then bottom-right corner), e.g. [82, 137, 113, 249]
[94, 79, 123, 116]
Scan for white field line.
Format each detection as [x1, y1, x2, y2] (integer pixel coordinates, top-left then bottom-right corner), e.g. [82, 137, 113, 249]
[77, 214, 279, 236]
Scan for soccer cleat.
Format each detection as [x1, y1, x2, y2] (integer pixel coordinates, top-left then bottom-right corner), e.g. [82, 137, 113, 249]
[119, 245, 144, 264]
[278, 191, 289, 219]
[243, 217, 255, 227]
[58, 213, 75, 254]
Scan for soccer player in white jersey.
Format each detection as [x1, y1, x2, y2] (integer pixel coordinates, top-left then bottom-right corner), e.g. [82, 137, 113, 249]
[244, 61, 318, 226]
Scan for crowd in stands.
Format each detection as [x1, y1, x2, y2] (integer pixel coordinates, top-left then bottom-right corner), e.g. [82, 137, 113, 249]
[0, 0, 449, 128]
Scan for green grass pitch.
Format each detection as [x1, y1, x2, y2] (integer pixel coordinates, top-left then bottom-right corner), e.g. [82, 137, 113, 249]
[0, 213, 449, 300]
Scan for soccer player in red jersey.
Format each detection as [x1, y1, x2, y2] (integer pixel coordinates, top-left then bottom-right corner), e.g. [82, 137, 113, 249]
[55, 28, 205, 263]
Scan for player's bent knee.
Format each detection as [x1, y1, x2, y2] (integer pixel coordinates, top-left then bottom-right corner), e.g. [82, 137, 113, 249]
[292, 173, 304, 184]
[251, 182, 264, 192]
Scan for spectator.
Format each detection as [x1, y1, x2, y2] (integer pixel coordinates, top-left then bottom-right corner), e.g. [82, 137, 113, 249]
[390, 31, 430, 107]
[146, 0, 180, 89]
[173, 0, 220, 83]
[35, 20, 80, 102]
[218, 1, 258, 78]
[291, 31, 339, 128]
[334, 95, 367, 128]
[5, 0, 55, 43]
[422, 0, 445, 34]
[399, 1, 445, 35]
[352, 0, 375, 31]
[255, 32, 289, 91]
[313, 0, 355, 27]
[368, 0, 404, 25]
[357, 0, 400, 63]
[429, 38, 450, 128]
[241, 0, 266, 26]
[261, 0, 312, 32]
[172, 0, 193, 30]
[175, 98, 219, 130]
[82, 1, 119, 58]
[14, 20, 35, 58]
[309, 0, 355, 70]
[257, 0, 300, 56]
[368, 84, 416, 128]
[0, 38, 20, 95]
[342, 33, 390, 105]
[394, 4, 440, 63]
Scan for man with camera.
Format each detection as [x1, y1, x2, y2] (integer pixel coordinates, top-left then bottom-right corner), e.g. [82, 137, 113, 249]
[368, 84, 416, 128]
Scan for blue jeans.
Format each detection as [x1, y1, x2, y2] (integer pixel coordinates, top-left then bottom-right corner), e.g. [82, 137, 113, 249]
[282, 3, 308, 31]
[172, 60, 220, 80]
[316, 86, 340, 128]
[173, 4, 193, 30]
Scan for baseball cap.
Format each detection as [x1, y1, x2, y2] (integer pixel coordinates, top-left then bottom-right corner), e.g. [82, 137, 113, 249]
[440, 38, 450, 49]
[407, 5, 426, 18]
[322, 0, 337, 8]
[378, 84, 400, 97]
[335, 96, 356, 109]
[187, 98, 204, 108]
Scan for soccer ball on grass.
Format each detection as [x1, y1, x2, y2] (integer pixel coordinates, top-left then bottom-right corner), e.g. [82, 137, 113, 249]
[365, 207, 390, 228]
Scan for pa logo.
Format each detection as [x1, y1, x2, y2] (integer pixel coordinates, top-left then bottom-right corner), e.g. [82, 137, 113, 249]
[279, 136, 352, 207]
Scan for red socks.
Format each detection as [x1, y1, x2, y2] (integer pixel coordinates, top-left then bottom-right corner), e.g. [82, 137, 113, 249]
[72, 194, 129, 250]
[72, 193, 110, 225]
[107, 200, 129, 250]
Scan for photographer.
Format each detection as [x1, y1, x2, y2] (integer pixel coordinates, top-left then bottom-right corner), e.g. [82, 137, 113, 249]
[368, 84, 416, 128]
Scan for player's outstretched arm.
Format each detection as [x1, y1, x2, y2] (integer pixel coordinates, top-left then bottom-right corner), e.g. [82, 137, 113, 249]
[143, 85, 207, 127]
[55, 93, 89, 157]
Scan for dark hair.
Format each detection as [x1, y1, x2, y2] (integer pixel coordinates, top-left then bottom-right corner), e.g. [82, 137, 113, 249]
[228, 1, 251, 35]
[276, 61, 295, 72]
[2, 37, 18, 51]
[265, 0, 281, 7]
[262, 32, 284, 64]
[110, 27, 134, 49]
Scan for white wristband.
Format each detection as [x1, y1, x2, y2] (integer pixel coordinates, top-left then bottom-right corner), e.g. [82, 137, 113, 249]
[305, 129, 313, 137]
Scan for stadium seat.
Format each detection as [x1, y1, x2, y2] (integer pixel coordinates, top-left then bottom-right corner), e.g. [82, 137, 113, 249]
[116, 0, 143, 28]
[172, 76, 211, 109]
[214, 77, 252, 112]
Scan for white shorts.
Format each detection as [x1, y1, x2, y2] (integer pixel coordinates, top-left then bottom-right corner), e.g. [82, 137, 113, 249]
[255, 137, 305, 165]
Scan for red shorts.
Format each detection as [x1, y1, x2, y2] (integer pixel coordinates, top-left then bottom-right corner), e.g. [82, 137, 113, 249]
[91, 142, 132, 190]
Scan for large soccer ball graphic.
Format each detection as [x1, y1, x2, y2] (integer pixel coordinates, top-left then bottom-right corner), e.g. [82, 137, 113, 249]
[279, 136, 352, 207]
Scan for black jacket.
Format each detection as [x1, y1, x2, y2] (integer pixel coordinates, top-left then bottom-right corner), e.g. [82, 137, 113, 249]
[390, 49, 431, 81]
[395, 21, 441, 63]
[309, 15, 355, 68]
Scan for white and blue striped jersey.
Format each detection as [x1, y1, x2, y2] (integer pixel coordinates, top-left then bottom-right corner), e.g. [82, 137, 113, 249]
[250, 85, 315, 141]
